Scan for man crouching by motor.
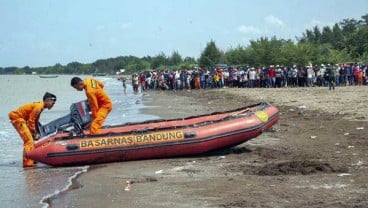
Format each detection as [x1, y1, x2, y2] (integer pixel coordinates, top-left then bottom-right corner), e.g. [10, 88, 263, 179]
[9, 92, 57, 167]
[70, 77, 112, 135]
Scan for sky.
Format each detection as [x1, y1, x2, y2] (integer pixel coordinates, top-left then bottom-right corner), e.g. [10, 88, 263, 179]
[0, 0, 367, 67]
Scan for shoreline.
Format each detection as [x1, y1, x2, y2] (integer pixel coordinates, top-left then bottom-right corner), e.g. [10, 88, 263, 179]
[54, 86, 368, 208]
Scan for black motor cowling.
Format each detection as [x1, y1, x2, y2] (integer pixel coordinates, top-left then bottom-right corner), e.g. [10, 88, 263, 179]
[38, 100, 91, 138]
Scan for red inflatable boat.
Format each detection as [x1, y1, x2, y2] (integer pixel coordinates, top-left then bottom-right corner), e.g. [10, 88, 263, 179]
[27, 103, 279, 167]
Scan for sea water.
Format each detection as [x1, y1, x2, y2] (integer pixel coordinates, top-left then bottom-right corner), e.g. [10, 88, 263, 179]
[0, 75, 158, 208]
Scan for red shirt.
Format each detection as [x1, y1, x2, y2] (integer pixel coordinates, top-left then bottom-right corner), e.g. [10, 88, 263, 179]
[268, 68, 275, 78]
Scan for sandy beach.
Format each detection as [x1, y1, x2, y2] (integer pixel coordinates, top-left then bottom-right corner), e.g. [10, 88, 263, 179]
[55, 86, 368, 208]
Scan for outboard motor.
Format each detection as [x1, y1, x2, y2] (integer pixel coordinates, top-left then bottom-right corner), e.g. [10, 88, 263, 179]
[38, 100, 91, 138]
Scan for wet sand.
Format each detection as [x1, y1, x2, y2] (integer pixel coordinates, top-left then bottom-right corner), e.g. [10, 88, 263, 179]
[57, 86, 368, 208]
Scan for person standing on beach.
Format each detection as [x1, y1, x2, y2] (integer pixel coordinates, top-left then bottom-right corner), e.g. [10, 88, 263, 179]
[8, 92, 57, 167]
[71, 77, 112, 134]
[118, 76, 127, 89]
[326, 64, 336, 90]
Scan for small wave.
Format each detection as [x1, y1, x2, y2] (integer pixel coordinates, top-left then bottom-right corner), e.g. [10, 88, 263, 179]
[97, 77, 112, 82]
[40, 165, 89, 208]
[0, 161, 18, 167]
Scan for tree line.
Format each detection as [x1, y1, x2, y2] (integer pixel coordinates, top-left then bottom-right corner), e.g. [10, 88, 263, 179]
[1, 13, 367, 75]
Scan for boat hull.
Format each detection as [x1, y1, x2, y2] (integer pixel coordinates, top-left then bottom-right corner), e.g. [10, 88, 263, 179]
[39, 75, 59, 78]
[27, 103, 279, 167]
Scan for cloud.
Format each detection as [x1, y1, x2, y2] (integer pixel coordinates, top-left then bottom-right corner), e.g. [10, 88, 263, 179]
[120, 22, 132, 30]
[237, 25, 262, 35]
[264, 15, 285, 27]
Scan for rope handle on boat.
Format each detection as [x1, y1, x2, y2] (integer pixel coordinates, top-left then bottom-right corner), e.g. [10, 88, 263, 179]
[229, 103, 270, 118]
[230, 108, 250, 117]
[131, 128, 150, 135]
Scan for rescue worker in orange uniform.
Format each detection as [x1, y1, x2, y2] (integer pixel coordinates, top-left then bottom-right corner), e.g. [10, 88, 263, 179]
[71, 77, 112, 134]
[8, 92, 57, 167]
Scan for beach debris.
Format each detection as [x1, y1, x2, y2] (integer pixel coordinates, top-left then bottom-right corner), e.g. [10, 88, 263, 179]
[155, 170, 163, 175]
[270, 123, 281, 132]
[305, 183, 350, 190]
[296, 183, 349, 190]
[298, 105, 307, 109]
[334, 143, 340, 146]
[355, 161, 363, 166]
[356, 127, 364, 130]
[288, 108, 295, 112]
[187, 161, 196, 165]
[124, 180, 131, 191]
[310, 135, 317, 139]
[348, 145, 355, 149]
[343, 132, 350, 136]
[171, 166, 185, 172]
[335, 151, 341, 154]
[169, 161, 197, 172]
[218, 156, 226, 159]
[337, 173, 351, 177]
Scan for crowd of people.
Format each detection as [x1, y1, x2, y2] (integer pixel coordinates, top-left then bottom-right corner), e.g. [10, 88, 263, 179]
[124, 63, 368, 92]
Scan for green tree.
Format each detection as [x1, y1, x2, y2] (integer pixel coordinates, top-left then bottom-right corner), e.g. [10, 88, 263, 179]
[22, 66, 32, 74]
[136, 60, 150, 71]
[345, 26, 368, 58]
[169, 51, 183, 66]
[151, 52, 168, 69]
[65, 62, 83, 74]
[183, 56, 196, 64]
[313, 26, 322, 44]
[4, 67, 17, 74]
[332, 23, 344, 49]
[181, 56, 197, 69]
[247, 36, 287, 66]
[293, 43, 316, 66]
[49, 63, 64, 74]
[125, 60, 150, 73]
[361, 51, 368, 63]
[361, 14, 368, 26]
[15, 68, 25, 74]
[198, 40, 221, 68]
[299, 29, 314, 43]
[340, 18, 359, 35]
[326, 49, 351, 64]
[320, 26, 334, 44]
[225, 46, 245, 65]
[278, 41, 298, 66]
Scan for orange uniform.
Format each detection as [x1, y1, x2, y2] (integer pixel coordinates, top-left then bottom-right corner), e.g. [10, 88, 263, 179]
[194, 75, 201, 89]
[8, 102, 45, 167]
[358, 71, 363, 85]
[84, 78, 112, 134]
